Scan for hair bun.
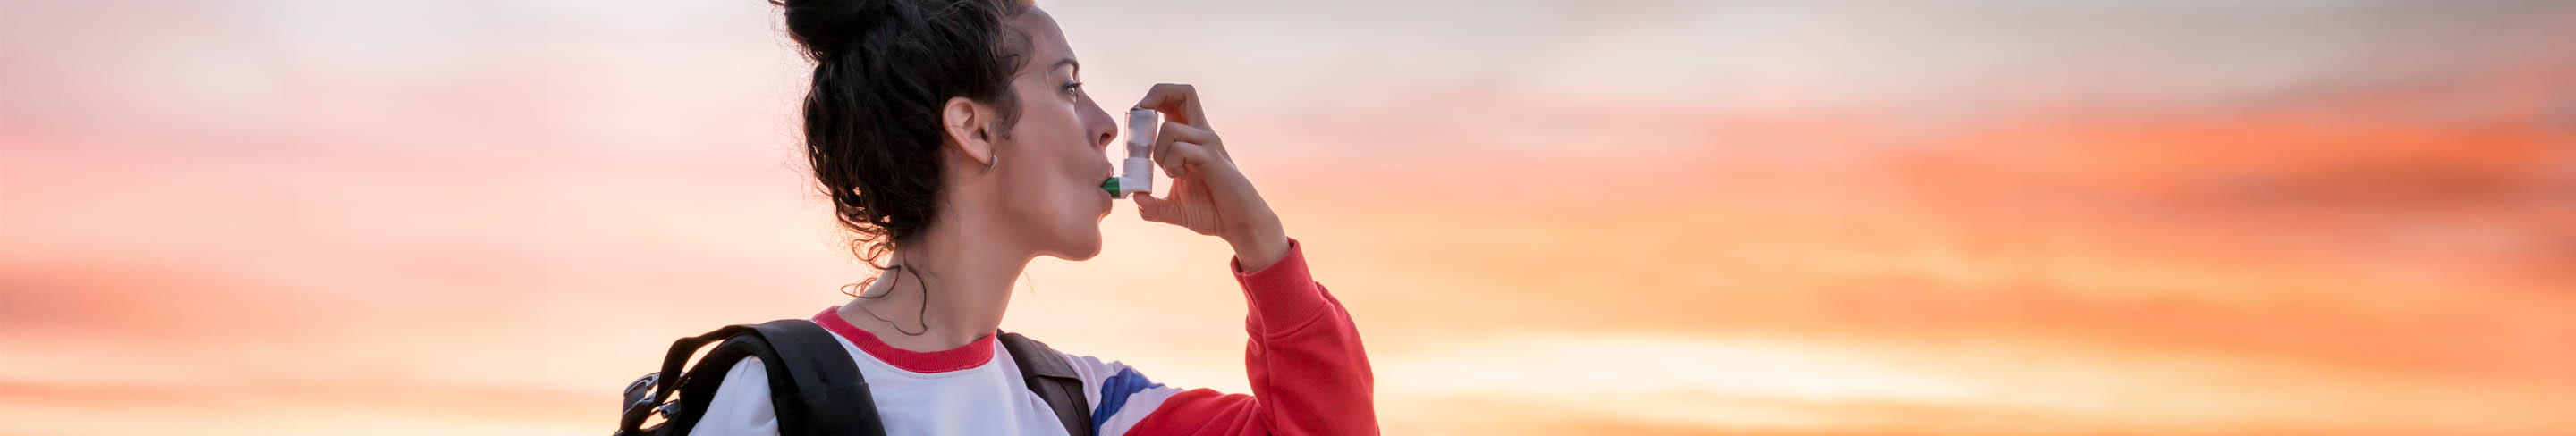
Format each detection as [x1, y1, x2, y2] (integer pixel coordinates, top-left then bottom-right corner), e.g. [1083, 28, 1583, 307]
[771, 0, 1028, 269]
[775, 0, 905, 60]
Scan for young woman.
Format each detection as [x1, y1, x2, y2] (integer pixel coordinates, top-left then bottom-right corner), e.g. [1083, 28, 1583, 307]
[686, 0, 1377, 434]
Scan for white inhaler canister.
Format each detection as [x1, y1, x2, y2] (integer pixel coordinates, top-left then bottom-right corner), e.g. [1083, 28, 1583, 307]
[1107, 107, 1157, 198]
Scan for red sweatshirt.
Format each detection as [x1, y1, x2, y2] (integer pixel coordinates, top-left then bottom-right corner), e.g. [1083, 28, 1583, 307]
[686, 239, 1377, 435]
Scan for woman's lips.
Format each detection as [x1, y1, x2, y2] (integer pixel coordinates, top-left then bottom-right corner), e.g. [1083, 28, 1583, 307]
[1095, 180, 1114, 216]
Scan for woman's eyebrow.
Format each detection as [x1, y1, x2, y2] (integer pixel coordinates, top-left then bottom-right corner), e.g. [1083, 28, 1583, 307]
[1053, 58, 1079, 75]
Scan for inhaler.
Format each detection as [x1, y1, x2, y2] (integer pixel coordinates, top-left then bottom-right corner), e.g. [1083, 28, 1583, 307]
[1101, 107, 1157, 198]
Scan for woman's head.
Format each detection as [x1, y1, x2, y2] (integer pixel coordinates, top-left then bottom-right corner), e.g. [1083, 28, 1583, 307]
[780, 0, 1118, 266]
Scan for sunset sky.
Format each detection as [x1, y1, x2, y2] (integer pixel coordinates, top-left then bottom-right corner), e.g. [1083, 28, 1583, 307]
[4, 0, 2573, 434]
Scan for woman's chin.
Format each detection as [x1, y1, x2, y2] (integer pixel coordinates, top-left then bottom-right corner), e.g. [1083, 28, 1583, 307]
[1039, 232, 1105, 261]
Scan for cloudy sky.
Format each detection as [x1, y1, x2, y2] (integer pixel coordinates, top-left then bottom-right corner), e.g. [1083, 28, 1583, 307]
[4, 0, 2572, 434]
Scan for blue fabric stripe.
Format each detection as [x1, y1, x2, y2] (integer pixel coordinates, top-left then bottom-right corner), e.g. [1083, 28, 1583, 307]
[1091, 366, 1165, 432]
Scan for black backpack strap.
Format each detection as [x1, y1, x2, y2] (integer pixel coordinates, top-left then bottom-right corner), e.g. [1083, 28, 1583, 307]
[745, 320, 882, 436]
[998, 332, 1093, 436]
[619, 320, 884, 436]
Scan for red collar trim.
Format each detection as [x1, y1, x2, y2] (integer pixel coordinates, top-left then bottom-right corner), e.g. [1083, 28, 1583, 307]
[810, 306, 996, 373]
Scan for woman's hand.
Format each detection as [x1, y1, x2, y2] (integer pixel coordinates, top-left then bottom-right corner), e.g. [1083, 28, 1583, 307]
[1129, 83, 1291, 272]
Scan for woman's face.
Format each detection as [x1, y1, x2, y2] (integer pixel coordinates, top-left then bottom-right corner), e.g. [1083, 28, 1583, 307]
[988, 8, 1119, 260]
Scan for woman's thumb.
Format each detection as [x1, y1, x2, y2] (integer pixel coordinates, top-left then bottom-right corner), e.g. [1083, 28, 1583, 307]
[1131, 194, 1165, 221]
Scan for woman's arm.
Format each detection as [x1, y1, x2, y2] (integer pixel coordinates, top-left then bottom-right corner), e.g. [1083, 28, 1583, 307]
[1096, 84, 1377, 434]
[1069, 239, 1377, 436]
[1156, 239, 1378, 435]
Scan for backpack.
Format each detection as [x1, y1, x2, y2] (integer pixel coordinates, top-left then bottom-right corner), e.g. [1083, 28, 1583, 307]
[613, 320, 1094, 436]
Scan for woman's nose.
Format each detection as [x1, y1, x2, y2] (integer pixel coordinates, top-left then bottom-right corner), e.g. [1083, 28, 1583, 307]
[1081, 98, 1116, 149]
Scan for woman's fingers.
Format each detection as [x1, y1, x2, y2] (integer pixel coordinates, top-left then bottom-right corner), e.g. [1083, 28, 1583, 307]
[1150, 121, 1220, 178]
[1131, 191, 1167, 222]
[1130, 178, 1219, 235]
[1129, 83, 1280, 244]
[1133, 83, 1208, 129]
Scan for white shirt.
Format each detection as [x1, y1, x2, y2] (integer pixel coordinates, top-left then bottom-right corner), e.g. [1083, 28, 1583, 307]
[686, 311, 1177, 436]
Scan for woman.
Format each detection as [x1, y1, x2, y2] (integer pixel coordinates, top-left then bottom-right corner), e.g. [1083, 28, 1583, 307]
[686, 0, 1377, 434]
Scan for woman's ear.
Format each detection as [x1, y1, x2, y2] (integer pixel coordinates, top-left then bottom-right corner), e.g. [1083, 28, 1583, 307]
[941, 96, 996, 168]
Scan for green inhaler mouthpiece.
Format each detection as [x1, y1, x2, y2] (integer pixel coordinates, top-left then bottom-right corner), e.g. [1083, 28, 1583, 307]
[1102, 177, 1123, 198]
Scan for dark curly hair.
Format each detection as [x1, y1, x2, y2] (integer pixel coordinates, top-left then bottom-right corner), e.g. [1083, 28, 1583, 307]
[775, 0, 1035, 268]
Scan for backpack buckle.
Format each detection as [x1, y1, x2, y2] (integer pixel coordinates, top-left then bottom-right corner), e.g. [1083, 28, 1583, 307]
[622, 373, 660, 412]
[655, 400, 685, 422]
[614, 373, 670, 435]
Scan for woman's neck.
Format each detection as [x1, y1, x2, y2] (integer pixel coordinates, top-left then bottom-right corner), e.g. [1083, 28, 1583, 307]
[835, 215, 1029, 353]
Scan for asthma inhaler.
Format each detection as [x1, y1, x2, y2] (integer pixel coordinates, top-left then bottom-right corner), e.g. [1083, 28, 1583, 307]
[1103, 107, 1157, 198]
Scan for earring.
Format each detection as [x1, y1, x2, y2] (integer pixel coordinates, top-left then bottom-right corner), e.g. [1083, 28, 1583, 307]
[985, 146, 998, 171]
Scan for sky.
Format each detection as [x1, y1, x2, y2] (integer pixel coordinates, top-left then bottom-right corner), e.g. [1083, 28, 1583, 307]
[4, 0, 2574, 434]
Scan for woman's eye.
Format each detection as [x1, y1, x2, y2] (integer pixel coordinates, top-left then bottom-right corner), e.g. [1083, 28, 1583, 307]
[1062, 81, 1084, 94]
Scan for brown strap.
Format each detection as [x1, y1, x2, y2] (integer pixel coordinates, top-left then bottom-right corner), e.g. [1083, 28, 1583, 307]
[998, 331, 1093, 436]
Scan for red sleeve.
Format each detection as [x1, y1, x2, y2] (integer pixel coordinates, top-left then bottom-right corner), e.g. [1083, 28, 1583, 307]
[1123, 239, 1379, 435]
